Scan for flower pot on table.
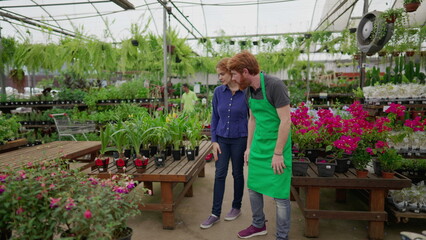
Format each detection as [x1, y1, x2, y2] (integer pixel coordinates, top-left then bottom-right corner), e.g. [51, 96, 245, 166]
[335, 157, 351, 173]
[186, 149, 195, 161]
[381, 171, 395, 179]
[95, 157, 110, 172]
[292, 157, 310, 176]
[115, 158, 128, 173]
[133, 157, 149, 173]
[172, 149, 181, 161]
[315, 157, 337, 177]
[356, 169, 369, 178]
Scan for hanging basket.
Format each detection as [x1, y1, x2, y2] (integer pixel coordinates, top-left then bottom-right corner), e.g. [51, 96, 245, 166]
[404, 2, 421, 12]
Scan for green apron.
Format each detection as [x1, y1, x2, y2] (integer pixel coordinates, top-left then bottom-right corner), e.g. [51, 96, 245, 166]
[248, 72, 292, 199]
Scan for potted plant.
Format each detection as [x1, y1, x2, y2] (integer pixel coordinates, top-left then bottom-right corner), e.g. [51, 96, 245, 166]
[381, 8, 405, 24]
[110, 122, 130, 173]
[126, 116, 157, 173]
[377, 148, 404, 178]
[95, 124, 114, 172]
[150, 119, 170, 167]
[351, 148, 372, 178]
[9, 69, 25, 93]
[329, 135, 360, 173]
[167, 114, 186, 161]
[403, 0, 422, 12]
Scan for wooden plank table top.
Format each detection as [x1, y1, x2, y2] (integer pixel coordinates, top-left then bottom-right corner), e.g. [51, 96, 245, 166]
[0, 138, 28, 153]
[0, 141, 101, 170]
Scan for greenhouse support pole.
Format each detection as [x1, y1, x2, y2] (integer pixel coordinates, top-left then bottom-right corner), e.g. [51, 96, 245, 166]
[0, 26, 6, 100]
[359, 0, 368, 89]
[162, 0, 169, 113]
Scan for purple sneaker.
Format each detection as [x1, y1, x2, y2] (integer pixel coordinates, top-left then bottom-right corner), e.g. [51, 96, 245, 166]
[200, 215, 219, 229]
[224, 208, 241, 221]
[237, 224, 267, 238]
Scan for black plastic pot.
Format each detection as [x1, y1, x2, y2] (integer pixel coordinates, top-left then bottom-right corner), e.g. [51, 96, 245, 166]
[315, 157, 337, 177]
[149, 145, 158, 157]
[292, 157, 310, 176]
[186, 149, 195, 161]
[335, 158, 351, 173]
[195, 146, 199, 156]
[373, 160, 382, 177]
[172, 150, 181, 161]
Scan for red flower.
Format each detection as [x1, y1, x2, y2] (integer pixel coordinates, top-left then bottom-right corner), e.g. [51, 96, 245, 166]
[116, 158, 126, 167]
[134, 158, 143, 167]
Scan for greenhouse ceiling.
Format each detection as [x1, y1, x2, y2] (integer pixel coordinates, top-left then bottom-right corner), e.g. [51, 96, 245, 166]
[0, 0, 425, 49]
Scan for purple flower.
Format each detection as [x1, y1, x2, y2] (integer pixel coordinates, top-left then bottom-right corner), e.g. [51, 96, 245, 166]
[0, 185, 5, 194]
[126, 180, 136, 189]
[113, 186, 128, 194]
[65, 198, 76, 210]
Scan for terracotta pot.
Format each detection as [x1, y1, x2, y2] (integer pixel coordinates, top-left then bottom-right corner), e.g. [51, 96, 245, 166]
[386, 15, 396, 23]
[356, 169, 369, 178]
[405, 51, 415, 57]
[404, 2, 420, 12]
[382, 171, 395, 179]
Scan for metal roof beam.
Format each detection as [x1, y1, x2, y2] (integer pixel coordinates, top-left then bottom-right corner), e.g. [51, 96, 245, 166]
[110, 0, 135, 10]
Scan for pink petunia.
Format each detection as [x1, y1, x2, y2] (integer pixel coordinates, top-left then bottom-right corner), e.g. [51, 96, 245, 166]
[84, 209, 92, 219]
[65, 198, 76, 210]
[0, 185, 5, 194]
[16, 207, 24, 215]
[0, 174, 7, 182]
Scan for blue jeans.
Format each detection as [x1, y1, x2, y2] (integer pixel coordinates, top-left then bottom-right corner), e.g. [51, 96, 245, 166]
[212, 136, 246, 217]
[249, 189, 291, 240]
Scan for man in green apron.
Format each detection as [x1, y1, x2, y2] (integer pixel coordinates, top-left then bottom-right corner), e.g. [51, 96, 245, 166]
[228, 51, 292, 240]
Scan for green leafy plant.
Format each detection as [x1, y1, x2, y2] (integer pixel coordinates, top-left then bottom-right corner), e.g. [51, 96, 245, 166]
[377, 148, 404, 171]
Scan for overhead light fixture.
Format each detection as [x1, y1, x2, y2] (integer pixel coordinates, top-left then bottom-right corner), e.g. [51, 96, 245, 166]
[110, 0, 135, 10]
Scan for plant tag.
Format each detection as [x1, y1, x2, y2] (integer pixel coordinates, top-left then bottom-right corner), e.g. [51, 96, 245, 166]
[326, 165, 331, 169]
[414, 209, 420, 213]
[319, 92, 327, 99]
[99, 168, 104, 171]
[347, 160, 351, 164]
[423, 100, 426, 104]
[397, 101, 402, 104]
[408, 152, 412, 156]
[188, 151, 192, 154]
[383, 106, 390, 112]
[415, 152, 420, 156]
[409, 100, 414, 104]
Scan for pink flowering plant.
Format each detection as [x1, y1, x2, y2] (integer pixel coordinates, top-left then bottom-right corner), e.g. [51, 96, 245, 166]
[0, 160, 148, 239]
[291, 103, 324, 156]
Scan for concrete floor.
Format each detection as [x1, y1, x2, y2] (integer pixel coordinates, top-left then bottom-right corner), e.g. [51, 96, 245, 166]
[127, 160, 425, 240]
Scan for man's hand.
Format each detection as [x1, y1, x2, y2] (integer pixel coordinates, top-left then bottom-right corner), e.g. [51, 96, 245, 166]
[244, 148, 250, 165]
[271, 155, 286, 174]
[212, 142, 221, 161]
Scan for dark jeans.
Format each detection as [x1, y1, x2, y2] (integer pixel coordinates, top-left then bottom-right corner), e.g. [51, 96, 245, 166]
[212, 136, 247, 217]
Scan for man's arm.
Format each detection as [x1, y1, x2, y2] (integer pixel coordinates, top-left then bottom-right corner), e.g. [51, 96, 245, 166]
[271, 105, 291, 174]
[244, 109, 255, 164]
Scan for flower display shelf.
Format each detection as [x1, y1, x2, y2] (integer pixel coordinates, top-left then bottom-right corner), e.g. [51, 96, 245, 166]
[365, 98, 426, 106]
[386, 200, 426, 223]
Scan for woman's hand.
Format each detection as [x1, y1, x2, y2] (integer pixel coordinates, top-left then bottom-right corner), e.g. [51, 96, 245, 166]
[212, 142, 221, 161]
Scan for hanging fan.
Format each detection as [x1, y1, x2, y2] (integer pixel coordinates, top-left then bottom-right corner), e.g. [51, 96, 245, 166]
[357, 11, 394, 55]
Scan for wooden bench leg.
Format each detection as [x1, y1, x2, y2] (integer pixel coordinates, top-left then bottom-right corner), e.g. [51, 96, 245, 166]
[144, 182, 153, 195]
[290, 187, 299, 201]
[305, 187, 320, 238]
[184, 182, 193, 197]
[198, 166, 205, 177]
[161, 182, 175, 229]
[369, 189, 386, 240]
[335, 189, 347, 203]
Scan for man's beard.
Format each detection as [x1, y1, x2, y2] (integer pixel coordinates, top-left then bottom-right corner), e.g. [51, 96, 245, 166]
[238, 75, 250, 90]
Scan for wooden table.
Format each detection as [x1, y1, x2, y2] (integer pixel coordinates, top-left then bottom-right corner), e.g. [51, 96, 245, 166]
[0, 138, 28, 153]
[0, 141, 101, 170]
[89, 141, 212, 229]
[291, 163, 411, 240]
